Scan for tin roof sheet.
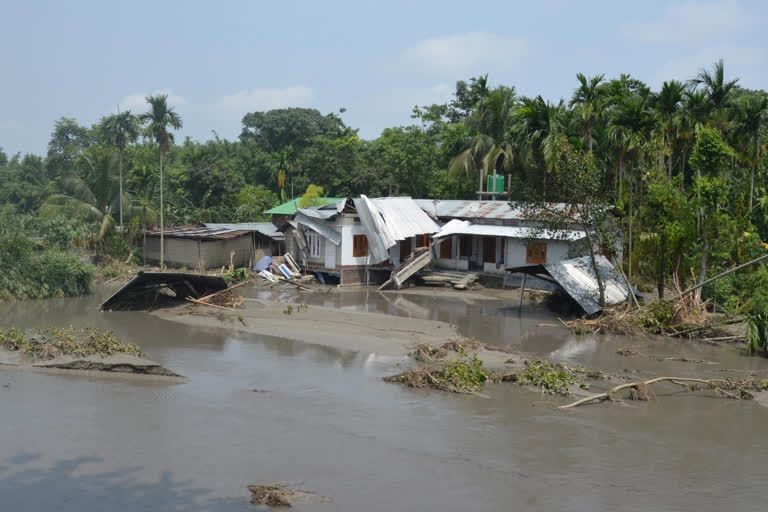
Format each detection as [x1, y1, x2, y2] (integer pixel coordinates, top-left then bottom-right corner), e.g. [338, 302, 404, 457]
[144, 225, 251, 240]
[434, 219, 586, 241]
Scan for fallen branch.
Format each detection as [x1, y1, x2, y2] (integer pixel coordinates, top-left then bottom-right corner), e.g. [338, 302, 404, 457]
[196, 281, 249, 303]
[559, 376, 766, 409]
[185, 297, 236, 311]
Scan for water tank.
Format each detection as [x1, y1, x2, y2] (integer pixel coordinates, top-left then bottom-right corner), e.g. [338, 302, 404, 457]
[487, 174, 505, 193]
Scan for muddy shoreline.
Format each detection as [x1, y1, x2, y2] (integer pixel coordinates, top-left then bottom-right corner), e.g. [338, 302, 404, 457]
[0, 350, 184, 379]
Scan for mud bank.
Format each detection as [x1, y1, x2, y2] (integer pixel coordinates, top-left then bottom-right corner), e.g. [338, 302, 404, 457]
[153, 298, 517, 368]
[0, 350, 184, 379]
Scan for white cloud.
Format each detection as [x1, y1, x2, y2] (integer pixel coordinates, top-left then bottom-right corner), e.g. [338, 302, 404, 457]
[114, 89, 188, 114]
[652, 45, 762, 88]
[216, 86, 314, 116]
[621, 0, 749, 44]
[401, 32, 527, 77]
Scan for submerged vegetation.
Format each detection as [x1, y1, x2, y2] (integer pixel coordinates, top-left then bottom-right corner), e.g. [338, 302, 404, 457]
[0, 327, 141, 361]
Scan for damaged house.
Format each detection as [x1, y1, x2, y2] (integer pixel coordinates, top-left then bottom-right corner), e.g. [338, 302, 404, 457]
[289, 196, 440, 285]
[144, 224, 284, 269]
[416, 200, 592, 284]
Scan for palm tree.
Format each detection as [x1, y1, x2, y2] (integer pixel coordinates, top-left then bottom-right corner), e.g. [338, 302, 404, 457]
[653, 80, 686, 177]
[128, 164, 159, 264]
[735, 93, 768, 211]
[688, 59, 739, 125]
[449, 86, 517, 196]
[139, 94, 182, 268]
[100, 110, 139, 230]
[569, 73, 605, 152]
[40, 151, 120, 241]
[514, 95, 569, 175]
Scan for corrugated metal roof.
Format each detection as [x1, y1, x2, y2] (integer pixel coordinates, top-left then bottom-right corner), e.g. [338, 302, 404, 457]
[545, 256, 630, 314]
[507, 255, 631, 315]
[203, 222, 284, 240]
[415, 199, 576, 221]
[294, 212, 342, 245]
[435, 219, 586, 241]
[264, 197, 344, 215]
[354, 196, 441, 263]
[145, 225, 251, 240]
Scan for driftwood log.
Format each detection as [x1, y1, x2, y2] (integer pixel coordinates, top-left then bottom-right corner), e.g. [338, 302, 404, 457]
[560, 376, 765, 409]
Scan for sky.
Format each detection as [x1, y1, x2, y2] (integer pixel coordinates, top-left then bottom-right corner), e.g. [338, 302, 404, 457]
[1, 0, 767, 157]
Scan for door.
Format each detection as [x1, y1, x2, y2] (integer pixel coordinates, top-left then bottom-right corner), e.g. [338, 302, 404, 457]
[439, 237, 453, 259]
[483, 237, 496, 263]
[325, 242, 337, 269]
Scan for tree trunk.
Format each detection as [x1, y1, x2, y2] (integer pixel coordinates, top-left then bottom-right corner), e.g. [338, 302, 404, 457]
[119, 149, 124, 230]
[695, 227, 709, 303]
[628, 171, 633, 286]
[657, 236, 666, 299]
[160, 150, 164, 269]
[586, 124, 592, 153]
[585, 230, 606, 307]
[749, 162, 756, 212]
[142, 205, 147, 266]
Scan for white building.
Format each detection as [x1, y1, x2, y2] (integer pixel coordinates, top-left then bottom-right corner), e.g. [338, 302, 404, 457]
[291, 196, 440, 285]
[415, 200, 591, 277]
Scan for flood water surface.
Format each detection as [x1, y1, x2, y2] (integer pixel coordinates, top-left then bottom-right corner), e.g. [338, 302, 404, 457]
[2, 288, 767, 511]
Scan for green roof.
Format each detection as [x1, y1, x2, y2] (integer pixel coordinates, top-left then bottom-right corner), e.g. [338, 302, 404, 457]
[265, 197, 344, 215]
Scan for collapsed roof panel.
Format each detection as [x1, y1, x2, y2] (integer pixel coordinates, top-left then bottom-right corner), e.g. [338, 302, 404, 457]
[508, 255, 632, 315]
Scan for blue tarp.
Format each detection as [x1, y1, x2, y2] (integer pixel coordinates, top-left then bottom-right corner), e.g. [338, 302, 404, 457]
[253, 256, 274, 272]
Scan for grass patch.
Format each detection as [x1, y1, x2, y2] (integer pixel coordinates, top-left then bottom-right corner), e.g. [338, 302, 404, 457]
[0, 327, 141, 361]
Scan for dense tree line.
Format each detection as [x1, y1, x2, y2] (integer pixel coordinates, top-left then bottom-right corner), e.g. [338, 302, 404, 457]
[1, 60, 767, 323]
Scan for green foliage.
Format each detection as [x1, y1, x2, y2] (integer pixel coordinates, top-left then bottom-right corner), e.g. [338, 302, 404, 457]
[0, 327, 141, 360]
[223, 267, 248, 283]
[438, 352, 487, 392]
[636, 300, 675, 330]
[299, 184, 325, 208]
[518, 360, 581, 396]
[0, 206, 94, 300]
[689, 127, 735, 175]
[745, 314, 768, 354]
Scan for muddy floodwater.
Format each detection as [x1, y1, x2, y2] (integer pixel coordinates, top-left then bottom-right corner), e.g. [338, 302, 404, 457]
[2, 287, 768, 511]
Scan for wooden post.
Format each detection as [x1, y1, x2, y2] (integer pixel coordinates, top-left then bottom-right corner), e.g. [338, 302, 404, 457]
[518, 273, 527, 310]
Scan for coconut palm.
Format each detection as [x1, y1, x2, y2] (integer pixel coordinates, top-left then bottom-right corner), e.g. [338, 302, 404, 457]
[734, 93, 768, 211]
[569, 73, 605, 152]
[514, 95, 569, 175]
[40, 151, 120, 241]
[100, 110, 139, 230]
[449, 86, 517, 195]
[138, 94, 182, 268]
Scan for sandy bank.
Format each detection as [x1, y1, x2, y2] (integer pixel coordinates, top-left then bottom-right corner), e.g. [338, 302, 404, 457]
[0, 349, 184, 379]
[153, 298, 514, 368]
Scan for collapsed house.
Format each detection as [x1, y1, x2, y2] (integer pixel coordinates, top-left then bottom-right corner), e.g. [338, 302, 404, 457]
[287, 196, 440, 285]
[144, 224, 283, 269]
[417, 200, 590, 284]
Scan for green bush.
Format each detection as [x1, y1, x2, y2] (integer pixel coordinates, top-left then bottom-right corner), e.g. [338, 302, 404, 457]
[0, 206, 94, 300]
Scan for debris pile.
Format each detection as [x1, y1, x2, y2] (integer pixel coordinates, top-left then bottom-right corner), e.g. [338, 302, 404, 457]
[247, 483, 332, 508]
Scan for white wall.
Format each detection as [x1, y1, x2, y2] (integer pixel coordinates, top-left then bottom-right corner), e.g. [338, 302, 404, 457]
[504, 238, 580, 268]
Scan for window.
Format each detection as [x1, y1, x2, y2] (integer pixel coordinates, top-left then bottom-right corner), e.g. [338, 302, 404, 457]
[526, 242, 547, 264]
[353, 234, 369, 257]
[306, 231, 321, 258]
[417, 234, 431, 249]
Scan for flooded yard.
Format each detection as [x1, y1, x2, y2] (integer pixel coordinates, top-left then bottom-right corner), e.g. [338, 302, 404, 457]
[1, 287, 767, 511]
